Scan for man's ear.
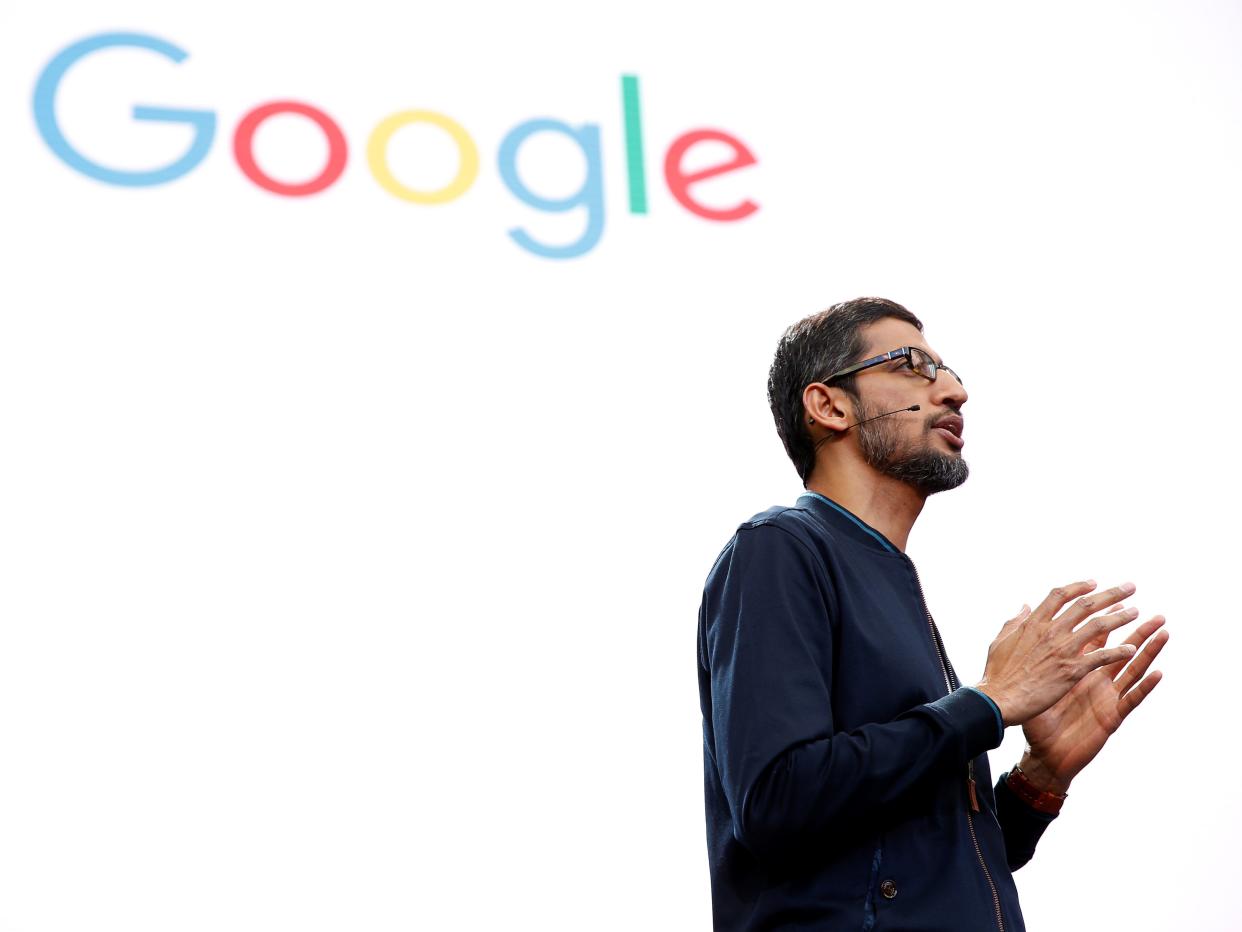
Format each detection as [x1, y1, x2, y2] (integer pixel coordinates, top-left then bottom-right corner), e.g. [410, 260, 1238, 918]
[803, 382, 853, 436]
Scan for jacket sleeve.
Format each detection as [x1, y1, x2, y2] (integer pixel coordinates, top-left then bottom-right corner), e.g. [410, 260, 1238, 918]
[702, 522, 1003, 864]
[993, 772, 1059, 870]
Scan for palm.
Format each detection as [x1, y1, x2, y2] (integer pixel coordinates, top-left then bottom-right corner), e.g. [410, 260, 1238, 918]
[1022, 615, 1167, 785]
[1023, 666, 1123, 776]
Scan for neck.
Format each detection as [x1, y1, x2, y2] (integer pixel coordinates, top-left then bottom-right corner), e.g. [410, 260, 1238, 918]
[804, 470, 925, 552]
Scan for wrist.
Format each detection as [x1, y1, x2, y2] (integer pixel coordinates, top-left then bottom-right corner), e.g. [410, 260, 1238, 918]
[972, 682, 1010, 726]
[1017, 750, 1072, 796]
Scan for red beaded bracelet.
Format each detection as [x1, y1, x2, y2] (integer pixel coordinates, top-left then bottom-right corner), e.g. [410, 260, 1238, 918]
[1006, 765, 1068, 815]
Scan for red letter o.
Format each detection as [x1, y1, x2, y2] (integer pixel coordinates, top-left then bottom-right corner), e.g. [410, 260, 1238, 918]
[233, 101, 347, 196]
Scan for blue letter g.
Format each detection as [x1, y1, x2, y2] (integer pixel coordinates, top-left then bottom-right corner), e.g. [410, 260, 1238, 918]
[32, 32, 216, 186]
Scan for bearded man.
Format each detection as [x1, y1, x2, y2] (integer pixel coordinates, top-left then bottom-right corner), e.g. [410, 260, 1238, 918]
[696, 297, 1168, 931]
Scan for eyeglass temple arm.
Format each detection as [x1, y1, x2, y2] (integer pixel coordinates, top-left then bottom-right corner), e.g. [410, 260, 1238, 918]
[822, 348, 908, 383]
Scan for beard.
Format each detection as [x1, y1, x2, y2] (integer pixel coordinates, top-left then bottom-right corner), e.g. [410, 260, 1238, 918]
[855, 400, 969, 496]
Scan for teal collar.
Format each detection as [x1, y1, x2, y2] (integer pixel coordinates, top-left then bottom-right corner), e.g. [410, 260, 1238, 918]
[797, 491, 901, 555]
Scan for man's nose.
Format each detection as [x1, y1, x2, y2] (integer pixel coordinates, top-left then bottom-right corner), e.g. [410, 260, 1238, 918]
[931, 370, 968, 409]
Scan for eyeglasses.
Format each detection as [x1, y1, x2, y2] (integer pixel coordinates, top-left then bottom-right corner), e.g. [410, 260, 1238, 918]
[822, 346, 963, 388]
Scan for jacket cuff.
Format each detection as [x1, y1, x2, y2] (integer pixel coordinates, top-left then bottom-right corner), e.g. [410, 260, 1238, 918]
[995, 771, 1058, 870]
[960, 686, 1005, 743]
[925, 687, 1006, 758]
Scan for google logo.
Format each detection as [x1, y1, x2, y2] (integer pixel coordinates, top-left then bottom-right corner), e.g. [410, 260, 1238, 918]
[32, 32, 760, 259]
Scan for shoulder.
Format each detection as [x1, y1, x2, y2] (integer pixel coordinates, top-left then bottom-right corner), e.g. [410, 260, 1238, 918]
[699, 505, 842, 653]
[741, 502, 827, 542]
[705, 503, 838, 585]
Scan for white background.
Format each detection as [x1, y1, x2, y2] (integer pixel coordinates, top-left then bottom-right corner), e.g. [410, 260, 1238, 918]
[1, 1, 1239, 929]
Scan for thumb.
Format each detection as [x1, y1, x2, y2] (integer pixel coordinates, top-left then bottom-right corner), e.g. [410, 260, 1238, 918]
[1000, 603, 1032, 634]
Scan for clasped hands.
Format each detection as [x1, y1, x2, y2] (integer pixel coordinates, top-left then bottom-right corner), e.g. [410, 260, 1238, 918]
[973, 580, 1168, 796]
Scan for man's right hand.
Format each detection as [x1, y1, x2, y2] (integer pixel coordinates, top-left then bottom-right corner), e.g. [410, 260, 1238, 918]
[973, 580, 1139, 726]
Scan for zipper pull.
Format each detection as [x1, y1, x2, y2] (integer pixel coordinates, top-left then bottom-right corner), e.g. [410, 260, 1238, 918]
[967, 759, 980, 812]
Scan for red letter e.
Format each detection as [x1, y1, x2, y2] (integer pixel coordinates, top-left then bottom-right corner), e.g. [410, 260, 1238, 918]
[663, 129, 757, 221]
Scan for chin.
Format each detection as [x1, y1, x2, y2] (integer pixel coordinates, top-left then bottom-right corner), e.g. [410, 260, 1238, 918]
[899, 451, 969, 496]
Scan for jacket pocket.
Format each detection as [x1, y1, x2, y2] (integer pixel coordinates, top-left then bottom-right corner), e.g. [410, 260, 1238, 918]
[861, 832, 885, 932]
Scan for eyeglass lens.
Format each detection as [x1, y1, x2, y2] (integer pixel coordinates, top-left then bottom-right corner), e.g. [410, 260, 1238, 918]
[911, 348, 963, 387]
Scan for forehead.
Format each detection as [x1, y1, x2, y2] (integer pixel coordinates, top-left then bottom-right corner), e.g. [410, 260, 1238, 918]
[859, 317, 942, 363]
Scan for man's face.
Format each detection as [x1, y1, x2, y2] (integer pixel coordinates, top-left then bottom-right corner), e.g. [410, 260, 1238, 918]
[849, 318, 970, 496]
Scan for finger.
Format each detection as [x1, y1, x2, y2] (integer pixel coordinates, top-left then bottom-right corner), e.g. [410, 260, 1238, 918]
[1081, 642, 1138, 674]
[1119, 669, 1163, 720]
[1073, 606, 1141, 653]
[999, 603, 1032, 636]
[1115, 621, 1169, 691]
[1081, 602, 1142, 650]
[1030, 580, 1098, 625]
[1080, 599, 1133, 652]
[1056, 582, 1137, 630]
[1094, 598, 1128, 619]
[1101, 616, 1166, 679]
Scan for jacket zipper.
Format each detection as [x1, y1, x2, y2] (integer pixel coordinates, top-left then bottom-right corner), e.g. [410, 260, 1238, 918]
[908, 557, 1006, 932]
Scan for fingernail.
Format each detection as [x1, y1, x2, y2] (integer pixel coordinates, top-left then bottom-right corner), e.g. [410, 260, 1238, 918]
[1121, 582, 1136, 594]
[1124, 644, 1137, 654]
[1086, 579, 1097, 587]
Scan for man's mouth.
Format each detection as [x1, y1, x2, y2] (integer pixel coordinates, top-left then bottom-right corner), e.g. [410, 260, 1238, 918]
[931, 415, 965, 449]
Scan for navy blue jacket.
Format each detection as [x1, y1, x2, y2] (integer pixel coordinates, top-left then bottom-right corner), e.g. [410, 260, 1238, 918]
[697, 492, 1058, 931]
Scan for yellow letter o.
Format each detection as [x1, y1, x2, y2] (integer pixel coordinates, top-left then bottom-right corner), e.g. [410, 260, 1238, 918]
[367, 110, 479, 204]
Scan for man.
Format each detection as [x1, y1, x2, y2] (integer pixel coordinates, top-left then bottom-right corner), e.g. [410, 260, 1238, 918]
[696, 298, 1168, 930]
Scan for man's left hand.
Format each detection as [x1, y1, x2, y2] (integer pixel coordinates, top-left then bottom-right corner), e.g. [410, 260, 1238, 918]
[1018, 604, 1168, 795]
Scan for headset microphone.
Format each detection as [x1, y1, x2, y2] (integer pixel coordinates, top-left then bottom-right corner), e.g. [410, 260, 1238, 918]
[842, 403, 921, 432]
[811, 404, 921, 450]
